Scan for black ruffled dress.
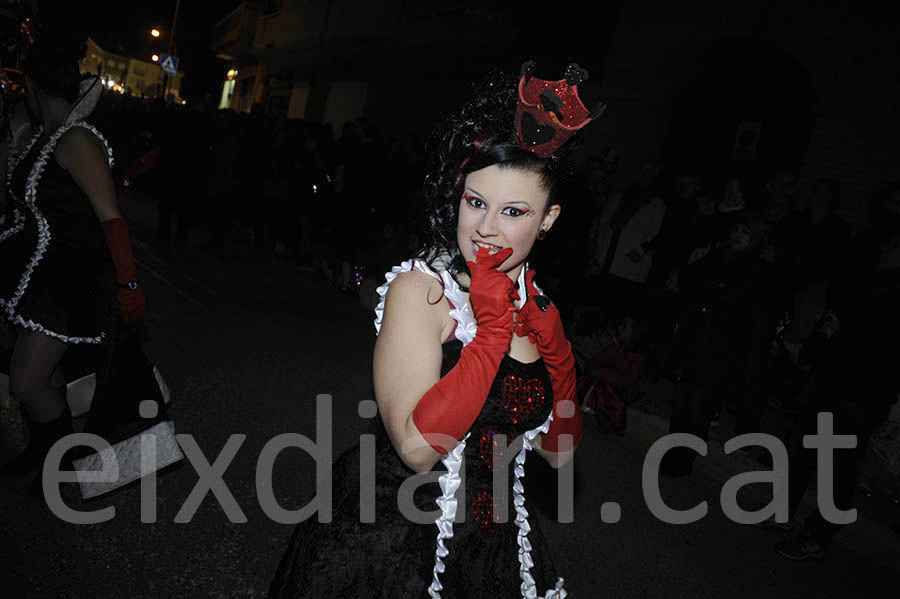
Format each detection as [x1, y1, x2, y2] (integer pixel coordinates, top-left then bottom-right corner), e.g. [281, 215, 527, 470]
[269, 259, 569, 599]
[0, 122, 115, 344]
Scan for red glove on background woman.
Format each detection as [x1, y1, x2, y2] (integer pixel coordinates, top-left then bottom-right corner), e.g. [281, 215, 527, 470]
[102, 217, 148, 326]
[412, 246, 518, 454]
[514, 268, 583, 452]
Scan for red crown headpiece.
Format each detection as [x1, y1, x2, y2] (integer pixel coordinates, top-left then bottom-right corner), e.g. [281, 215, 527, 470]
[515, 61, 606, 158]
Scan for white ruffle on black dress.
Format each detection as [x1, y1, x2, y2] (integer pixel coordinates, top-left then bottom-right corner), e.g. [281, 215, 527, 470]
[0, 84, 116, 344]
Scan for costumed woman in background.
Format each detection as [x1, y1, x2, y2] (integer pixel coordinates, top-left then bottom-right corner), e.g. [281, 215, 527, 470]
[270, 61, 603, 598]
[0, 22, 147, 478]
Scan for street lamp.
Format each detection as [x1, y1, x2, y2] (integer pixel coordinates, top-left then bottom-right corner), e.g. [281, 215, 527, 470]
[151, 28, 161, 38]
[152, 54, 159, 62]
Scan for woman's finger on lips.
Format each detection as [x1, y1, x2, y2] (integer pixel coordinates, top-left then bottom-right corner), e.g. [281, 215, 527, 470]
[475, 246, 514, 268]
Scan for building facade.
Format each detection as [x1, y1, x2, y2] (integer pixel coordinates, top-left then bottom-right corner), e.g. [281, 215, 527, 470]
[210, 1, 617, 133]
[81, 37, 183, 100]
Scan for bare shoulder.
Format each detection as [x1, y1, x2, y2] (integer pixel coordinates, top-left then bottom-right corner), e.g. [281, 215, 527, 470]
[382, 270, 447, 323]
[53, 126, 108, 172]
[388, 270, 445, 302]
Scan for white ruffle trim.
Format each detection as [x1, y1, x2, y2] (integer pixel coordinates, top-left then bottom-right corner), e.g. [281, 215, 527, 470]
[373, 258, 476, 345]
[426, 430, 469, 598]
[0, 203, 25, 244]
[515, 412, 567, 598]
[2, 122, 113, 345]
[373, 259, 565, 598]
[0, 128, 40, 245]
[373, 257, 530, 345]
[64, 78, 103, 126]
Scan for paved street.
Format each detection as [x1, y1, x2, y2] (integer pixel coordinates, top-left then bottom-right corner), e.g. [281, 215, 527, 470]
[1, 200, 899, 598]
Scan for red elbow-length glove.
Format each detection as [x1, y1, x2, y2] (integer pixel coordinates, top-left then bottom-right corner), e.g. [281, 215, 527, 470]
[412, 247, 518, 454]
[102, 217, 148, 326]
[514, 269, 583, 452]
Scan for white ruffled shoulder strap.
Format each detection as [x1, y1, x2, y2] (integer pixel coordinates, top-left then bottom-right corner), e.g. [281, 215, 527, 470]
[64, 77, 103, 126]
[373, 257, 477, 345]
[372, 258, 567, 599]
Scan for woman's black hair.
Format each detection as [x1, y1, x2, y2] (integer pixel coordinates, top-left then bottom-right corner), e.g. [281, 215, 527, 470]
[418, 69, 573, 277]
[22, 27, 86, 104]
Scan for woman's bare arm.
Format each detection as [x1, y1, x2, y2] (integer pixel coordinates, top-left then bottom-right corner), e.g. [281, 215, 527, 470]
[53, 126, 121, 222]
[373, 270, 447, 473]
[532, 435, 576, 469]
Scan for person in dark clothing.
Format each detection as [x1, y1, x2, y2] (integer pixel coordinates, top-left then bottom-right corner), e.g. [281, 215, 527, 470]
[659, 212, 765, 476]
[646, 174, 701, 287]
[239, 110, 273, 258]
[207, 110, 241, 259]
[0, 30, 147, 481]
[774, 277, 899, 559]
[155, 109, 214, 257]
[641, 174, 714, 378]
[733, 178, 799, 435]
[782, 178, 852, 345]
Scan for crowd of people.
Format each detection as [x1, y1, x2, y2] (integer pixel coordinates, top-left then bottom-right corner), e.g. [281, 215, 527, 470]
[96, 94, 423, 295]
[566, 157, 900, 559]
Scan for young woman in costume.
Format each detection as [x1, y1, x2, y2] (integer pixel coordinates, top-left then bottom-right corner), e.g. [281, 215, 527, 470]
[269, 62, 602, 598]
[0, 24, 147, 477]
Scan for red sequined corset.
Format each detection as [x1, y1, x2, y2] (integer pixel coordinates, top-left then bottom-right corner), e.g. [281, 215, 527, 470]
[438, 339, 553, 533]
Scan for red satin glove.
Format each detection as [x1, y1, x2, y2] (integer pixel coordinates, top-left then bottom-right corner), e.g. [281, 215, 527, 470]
[102, 218, 148, 326]
[514, 269, 583, 452]
[412, 246, 518, 454]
